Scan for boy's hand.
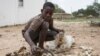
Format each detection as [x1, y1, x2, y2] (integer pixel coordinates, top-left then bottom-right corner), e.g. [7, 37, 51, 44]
[31, 45, 43, 55]
[31, 45, 37, 53]
[31, 45, 41, 53]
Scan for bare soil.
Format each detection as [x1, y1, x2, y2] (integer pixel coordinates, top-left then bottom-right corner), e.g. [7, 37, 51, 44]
[0, 21, 100, 56]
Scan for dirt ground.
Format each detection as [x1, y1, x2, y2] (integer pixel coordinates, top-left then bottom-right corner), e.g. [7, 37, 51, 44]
[0, 21, 100, 56]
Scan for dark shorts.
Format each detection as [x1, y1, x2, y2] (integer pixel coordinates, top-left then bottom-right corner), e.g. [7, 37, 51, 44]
[22, 30, 57, 44]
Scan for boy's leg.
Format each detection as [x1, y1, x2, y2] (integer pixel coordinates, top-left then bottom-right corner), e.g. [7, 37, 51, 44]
[45, 30, 58, 41]
[22, 30, 25, 37]
[30, 22, 49, 56]
[38, 22, 49, 48]
[29, 30, 39, 45]
[22, 29, 39, 45]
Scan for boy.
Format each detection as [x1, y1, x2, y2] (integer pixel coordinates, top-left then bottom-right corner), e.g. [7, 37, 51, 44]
[22, 2, 64, 54]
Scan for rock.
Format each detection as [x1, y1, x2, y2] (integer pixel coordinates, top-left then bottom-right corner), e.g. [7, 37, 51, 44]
[6, 46, 31, 56]
[5, 30, 10, 32]
[90, 21, 100, 27]
[42, 52, 53, 56]
[44, 41, 56, 50]
[60, 35, 75, 49]
[55, 32, 65, 48]
[18, 46, 26, 53]
[79, 46, 93, 50]
[79, 46, 94, 56]
[41, 49, 54, 56]
[67, 55, 72, 56]
[55, 32, 75, 49]
[6, 53, 12, 56]
[0, 34, 2, 37]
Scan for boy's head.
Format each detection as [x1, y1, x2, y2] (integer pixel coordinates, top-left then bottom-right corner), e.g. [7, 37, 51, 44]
[41, 2, 55, 19]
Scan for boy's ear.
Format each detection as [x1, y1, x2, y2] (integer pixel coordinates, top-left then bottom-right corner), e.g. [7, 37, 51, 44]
[41, 9, 43, 13]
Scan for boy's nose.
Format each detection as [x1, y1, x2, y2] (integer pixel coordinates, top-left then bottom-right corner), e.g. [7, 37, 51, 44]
[47, 13, 50, 17]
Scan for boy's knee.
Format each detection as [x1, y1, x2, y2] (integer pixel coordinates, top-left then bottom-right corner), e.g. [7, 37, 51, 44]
[22, 30, 25, 37]
[41, 22, 49, 30]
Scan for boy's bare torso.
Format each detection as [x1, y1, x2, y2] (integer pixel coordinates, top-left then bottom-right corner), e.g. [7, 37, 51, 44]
[23, 14, 53, 32]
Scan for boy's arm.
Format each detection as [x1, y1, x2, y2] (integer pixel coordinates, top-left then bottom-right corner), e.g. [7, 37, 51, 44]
[24, 29, 36, 47]
[24, 28, 38, 53]
[24, 19, 43, 52]
[49, 18, 64, 33]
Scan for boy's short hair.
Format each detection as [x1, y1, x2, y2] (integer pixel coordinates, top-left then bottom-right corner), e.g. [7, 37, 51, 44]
[43, 2, 55, 9]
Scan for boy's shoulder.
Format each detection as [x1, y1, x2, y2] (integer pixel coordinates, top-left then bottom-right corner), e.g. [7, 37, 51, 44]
[31, 14, 44, 24]
[32, 14, 42, 20]
[28, 14, 43, 24]
[23, 14, 43, 31]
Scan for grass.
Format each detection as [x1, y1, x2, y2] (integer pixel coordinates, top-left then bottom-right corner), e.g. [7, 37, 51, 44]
[60, 18, 100, 22]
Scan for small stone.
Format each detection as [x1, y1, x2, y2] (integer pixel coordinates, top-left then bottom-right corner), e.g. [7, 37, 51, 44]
[0, 34, 2, 37]
[6, 53, 12, 56]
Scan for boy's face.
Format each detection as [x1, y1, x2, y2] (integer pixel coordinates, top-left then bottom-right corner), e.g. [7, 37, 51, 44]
[41, 6, 54, 20]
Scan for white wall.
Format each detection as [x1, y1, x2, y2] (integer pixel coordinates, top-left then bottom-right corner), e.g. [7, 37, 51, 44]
[0, 0, 17, 26]
[0, 0, 44, 27]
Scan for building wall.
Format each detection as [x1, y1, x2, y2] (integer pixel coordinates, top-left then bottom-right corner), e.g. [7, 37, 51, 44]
[0, 0, 44, 27]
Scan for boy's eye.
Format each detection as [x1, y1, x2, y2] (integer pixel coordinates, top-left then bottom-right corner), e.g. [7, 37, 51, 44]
[44, 9, 53, 16]
[46, 11, 49, 14]
[46, 12, 52, 15]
